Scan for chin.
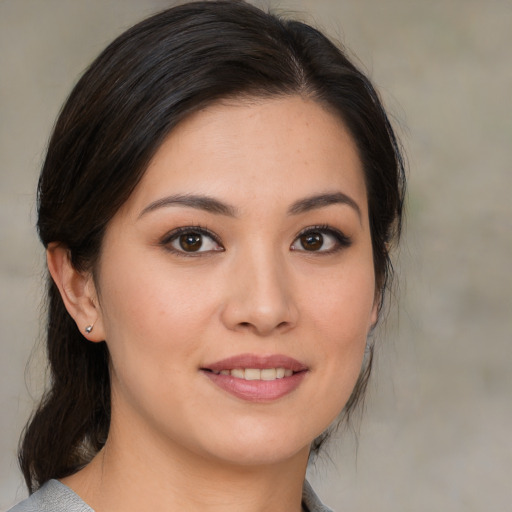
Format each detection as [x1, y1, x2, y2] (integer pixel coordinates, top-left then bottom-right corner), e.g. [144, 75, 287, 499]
[190, 418, 316, 468]
[206, 440, 310, 469]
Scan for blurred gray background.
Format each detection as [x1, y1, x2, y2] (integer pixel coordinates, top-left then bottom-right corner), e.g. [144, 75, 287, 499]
[1, 0, 511, 510]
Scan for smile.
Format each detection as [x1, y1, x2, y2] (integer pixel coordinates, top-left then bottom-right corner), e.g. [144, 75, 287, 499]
[201, 354, 308, 402]
[210, 368, 294, 380]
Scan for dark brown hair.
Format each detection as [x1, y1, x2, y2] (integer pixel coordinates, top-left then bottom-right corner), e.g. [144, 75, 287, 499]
[20, 0, 405, 492]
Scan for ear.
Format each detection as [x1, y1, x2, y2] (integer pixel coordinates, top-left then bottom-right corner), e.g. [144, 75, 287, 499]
[47, 242, 105, 342]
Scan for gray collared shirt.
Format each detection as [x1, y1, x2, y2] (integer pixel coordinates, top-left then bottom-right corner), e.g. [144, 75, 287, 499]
[9, 478, 334, 512]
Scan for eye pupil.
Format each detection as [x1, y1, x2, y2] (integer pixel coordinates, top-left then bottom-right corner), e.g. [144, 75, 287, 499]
[179, 233, 202, 251]
[300, 232, 323, 251]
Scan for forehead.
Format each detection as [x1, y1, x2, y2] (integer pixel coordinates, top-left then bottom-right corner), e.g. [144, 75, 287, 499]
[123, 95, 367, 217]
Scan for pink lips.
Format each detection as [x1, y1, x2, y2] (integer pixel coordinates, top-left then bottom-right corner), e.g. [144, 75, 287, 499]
[201, 354, 308, 402]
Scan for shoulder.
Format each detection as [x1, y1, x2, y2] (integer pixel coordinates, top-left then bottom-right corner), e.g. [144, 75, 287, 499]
[7, 480, 93, 512]
[302, 480, 335, 512]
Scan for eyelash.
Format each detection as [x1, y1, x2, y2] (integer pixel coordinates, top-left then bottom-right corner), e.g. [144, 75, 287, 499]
[292, 224, 352, 254]
[160, 225, 223, 257]
[159, 224, 352, 257]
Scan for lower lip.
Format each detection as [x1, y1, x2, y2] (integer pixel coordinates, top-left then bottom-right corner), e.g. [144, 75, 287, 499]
[202, 371, 307, 402]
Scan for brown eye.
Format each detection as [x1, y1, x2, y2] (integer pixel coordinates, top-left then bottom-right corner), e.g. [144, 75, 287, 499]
[179, 233, 203, 252]
[290, 226, 351, 253]
[165, 228, 223, 255]
[300, 232, 323, 251]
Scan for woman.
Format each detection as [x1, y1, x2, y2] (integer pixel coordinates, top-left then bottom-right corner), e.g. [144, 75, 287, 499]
[11, 1, 405, 511]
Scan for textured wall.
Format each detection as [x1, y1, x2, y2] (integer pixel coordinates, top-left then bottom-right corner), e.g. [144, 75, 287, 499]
[1, 0, 511, 510]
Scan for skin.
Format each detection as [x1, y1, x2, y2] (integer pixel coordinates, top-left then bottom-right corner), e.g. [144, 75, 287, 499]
[48, 95, 378, 512]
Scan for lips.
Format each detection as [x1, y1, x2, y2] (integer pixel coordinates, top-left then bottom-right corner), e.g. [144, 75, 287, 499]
[201, 354, 308, 402]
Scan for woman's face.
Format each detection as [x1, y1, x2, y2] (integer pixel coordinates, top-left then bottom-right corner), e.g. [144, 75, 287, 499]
[94, 96, 377, 467]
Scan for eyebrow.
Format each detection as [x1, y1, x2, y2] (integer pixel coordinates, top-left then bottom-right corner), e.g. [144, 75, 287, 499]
[139, 194, 238, 218]
[139, 191, 362, 221]
[287, 192, 362, 221]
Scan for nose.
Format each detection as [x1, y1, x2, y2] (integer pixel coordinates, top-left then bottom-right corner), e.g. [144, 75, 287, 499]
[220, 247, 299, 336]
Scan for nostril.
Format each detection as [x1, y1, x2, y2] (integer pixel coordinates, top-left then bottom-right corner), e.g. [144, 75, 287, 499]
[234, 319, 293, 334]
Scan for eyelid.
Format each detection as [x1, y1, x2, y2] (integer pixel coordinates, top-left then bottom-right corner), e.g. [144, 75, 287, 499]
[160, 225, 224, 256]
[159, 224, 350, 256]
[291, 224, 352, 252]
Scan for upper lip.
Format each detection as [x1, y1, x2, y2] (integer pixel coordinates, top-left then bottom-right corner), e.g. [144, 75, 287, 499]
[202, 353, 308, 372]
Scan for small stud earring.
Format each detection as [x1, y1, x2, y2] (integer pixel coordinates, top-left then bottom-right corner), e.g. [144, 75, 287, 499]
[85, 325, 93, 334]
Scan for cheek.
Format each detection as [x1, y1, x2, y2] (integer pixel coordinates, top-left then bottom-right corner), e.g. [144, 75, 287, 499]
[99, 241, 214, 331]
[96, 257, 211, 416]
[96, 249, 233, 405]
[300, 262, 375, 409]
[304, 262, 376, 340]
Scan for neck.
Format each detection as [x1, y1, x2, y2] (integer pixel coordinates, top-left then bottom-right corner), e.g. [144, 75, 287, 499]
[62, 413, 310, 512]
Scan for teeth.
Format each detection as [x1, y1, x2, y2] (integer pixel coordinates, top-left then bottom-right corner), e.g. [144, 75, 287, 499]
[244, 368, 261, 380]
[212, 368, 295, 381]
[260, 368, 277, 380]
